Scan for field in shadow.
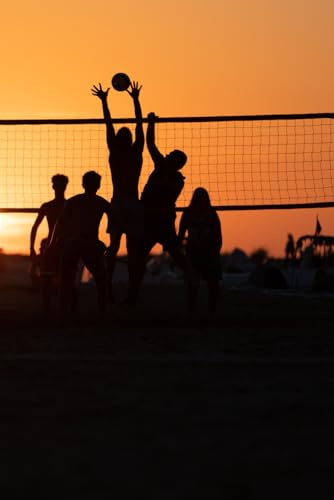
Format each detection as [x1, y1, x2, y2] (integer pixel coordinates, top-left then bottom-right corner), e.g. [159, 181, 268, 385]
[0, 282, 333, 498]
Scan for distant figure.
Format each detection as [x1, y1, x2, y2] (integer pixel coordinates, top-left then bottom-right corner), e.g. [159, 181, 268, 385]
[29, 174, 69, 314]
[296, 238, 303, 260]
[285, 233, 296, 265]
[91, 80, 144, 304]
[132, 111, 188, 303]
[178, 187, 222, 317]
[49, 171, 110, 316]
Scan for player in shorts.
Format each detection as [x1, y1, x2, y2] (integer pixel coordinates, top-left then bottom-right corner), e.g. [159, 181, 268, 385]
[29, 174, 69, 314]
[49, 171, 110, 316]
[131, 112, 189, 303]
[91, 80, 144, 304]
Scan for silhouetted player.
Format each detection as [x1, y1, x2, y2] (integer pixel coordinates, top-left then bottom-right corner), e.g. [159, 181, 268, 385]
[285, 233, 296, 265]
[30, 174, 69, 259]
[178, 187, 222, 317]
[91, 80, 144, 303]
[50, 171, 110, 315]
[29, 174, 69, 313]
[133, 112, 188, 302]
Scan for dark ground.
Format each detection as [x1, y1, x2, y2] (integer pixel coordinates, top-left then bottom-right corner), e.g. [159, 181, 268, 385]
[0, 282, 333, 498]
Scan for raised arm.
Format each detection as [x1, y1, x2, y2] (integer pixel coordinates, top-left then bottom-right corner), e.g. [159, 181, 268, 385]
[127, 81, 144, 151]
[146, 112, 163, 165]
[91, 83, 115, 151]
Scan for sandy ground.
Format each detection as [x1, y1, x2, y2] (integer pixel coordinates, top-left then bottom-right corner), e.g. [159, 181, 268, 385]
[0, 281, 334, 498]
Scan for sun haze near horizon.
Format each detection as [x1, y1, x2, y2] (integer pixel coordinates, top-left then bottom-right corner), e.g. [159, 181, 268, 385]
[1, 0, 334, 256]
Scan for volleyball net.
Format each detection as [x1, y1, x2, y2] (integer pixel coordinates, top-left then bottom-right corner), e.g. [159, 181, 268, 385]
[1, 113, 334, 212]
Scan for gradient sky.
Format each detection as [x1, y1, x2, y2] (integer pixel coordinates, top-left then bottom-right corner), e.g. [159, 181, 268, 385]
[1, 0, 334, 256]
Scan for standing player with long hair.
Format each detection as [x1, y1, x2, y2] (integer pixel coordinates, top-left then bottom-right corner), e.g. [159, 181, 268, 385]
[178, 187, 222, 317]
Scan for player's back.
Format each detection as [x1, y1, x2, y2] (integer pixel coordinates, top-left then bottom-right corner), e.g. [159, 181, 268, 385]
[40, 198, 67, 239]
[141, 163, 185, 214]
[59, 194, 110, 240]
[109, 144, 143, 200]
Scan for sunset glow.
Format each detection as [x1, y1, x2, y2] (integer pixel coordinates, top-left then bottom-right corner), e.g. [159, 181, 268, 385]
[1, 0, 334, 256]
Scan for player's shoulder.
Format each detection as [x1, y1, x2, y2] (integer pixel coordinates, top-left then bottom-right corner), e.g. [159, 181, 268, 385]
[39, 199, 54, 212]
[175, 171, 185, 182]
[95, 193, 108, 201]
[100, 195, 110, 202]
[66, 194, 81, 202]
[63, 194, 82, 207]
[96, 194, 111, 207]
[211, 209, 220, 220]
[154, 152, 165, 167]
[209, 210, 221, 228]
[180, 207, 190, 222]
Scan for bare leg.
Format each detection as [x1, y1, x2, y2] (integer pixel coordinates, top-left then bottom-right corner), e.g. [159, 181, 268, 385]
[106, 233, 121, 304]
[59, 266, 77, 315]
[58, 240, 79, 317]
[126, 236, 151, 305]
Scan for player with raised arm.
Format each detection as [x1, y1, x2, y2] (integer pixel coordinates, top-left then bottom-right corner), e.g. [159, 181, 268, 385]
[131, 111, 189, 303]
[91, 78, 144, 304]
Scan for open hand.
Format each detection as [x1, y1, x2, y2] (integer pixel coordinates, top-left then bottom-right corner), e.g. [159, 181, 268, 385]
[127, 81, 142, 99]
[91, 83, 110, 99]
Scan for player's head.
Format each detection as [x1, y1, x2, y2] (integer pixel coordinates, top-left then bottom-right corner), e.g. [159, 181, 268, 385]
[189, 187, 212, 210]
[116, 127, 132, 148]
[82, 171, 101, 193]
[166, 149, 187, 170]
[52, 174, 69, 194]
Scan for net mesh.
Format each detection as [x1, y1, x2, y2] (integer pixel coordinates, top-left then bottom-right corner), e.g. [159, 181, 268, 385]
[1, 115, 334, 211]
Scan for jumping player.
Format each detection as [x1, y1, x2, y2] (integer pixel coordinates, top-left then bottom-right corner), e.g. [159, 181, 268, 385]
[91, 80, 144, 304]
[131, 111, 188, 304]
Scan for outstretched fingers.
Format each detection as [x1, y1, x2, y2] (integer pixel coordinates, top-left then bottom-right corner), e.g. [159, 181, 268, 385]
[127, 81, 142, 97]
[133, 81, 142, 92]
[91, 83, 110, 97]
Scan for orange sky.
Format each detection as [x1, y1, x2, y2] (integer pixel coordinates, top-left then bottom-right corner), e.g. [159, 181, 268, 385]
[1, 0, 334, 256]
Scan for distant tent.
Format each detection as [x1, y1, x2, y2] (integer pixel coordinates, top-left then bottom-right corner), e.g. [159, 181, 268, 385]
[225, 248, 253, 273]
[296, 234, 334, 268]
[296, 235, 334, 249]
[300, 244, 314, 269]
[249, 264, 288, 289]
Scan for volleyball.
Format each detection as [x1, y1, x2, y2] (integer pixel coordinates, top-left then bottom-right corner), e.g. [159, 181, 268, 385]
[111, 73, 131, 92]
